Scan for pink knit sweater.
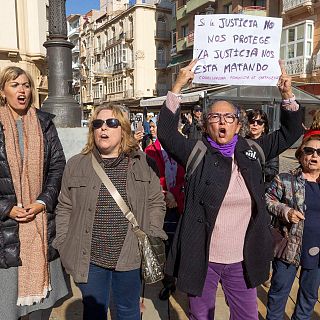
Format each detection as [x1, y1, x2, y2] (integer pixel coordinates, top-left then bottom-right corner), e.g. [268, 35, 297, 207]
[209, 159, 252, 264]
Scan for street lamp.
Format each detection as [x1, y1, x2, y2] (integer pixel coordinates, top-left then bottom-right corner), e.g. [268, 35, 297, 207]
[42, 0, 81, 127]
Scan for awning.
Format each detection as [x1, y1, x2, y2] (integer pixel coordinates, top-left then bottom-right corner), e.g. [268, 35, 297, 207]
[167, 51, 193, 68]
[140, 91, 203, 107]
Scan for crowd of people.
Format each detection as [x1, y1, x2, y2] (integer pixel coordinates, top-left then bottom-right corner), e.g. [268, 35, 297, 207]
[0, 62, 319, 320]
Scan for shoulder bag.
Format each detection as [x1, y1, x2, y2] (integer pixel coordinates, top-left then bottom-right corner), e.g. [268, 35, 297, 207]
[91, 154, 165, 284]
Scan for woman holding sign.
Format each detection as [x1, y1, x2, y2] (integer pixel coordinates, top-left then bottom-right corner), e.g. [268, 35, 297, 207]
[157, 60, 303, 319]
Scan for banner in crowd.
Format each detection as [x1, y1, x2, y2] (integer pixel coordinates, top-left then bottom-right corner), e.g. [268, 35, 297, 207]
[192, 14, 283, 86]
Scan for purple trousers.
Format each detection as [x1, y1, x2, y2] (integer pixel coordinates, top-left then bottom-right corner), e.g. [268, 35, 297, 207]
[188, 262, 258, 320]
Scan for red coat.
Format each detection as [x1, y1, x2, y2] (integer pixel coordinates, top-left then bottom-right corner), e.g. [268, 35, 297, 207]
[145, 139, 185, 214]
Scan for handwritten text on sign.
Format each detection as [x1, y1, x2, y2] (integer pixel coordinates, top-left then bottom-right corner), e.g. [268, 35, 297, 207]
[193, 15, 283, 86]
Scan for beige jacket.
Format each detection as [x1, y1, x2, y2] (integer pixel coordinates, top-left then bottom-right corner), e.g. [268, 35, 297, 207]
[53, 149, 167, 283]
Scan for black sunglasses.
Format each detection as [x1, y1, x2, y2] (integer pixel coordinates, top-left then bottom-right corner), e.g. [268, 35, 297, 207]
[303, 147, 320, 156]
[249, 119, 265, 126]
[92, 118, 121, 129]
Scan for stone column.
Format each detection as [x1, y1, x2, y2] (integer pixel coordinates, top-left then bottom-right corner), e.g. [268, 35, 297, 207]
[42, 0, 81, 127]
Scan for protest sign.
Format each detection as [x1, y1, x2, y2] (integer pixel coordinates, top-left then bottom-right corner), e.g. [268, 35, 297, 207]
[193, 14, 283, 86]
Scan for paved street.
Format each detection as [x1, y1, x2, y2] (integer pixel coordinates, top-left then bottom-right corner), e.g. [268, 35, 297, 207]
[49, 148, 320, 320]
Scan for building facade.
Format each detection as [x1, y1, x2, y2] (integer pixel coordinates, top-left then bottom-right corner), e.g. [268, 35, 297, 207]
[281, 0, 320, 97]
[67, 14, 81, 104]
[78, 0, 172, 117]
[0, 0, 49, 107]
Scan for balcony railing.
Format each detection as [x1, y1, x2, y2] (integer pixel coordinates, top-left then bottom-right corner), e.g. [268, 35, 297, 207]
[238, 6, 267, 16]
[177, 37, 187, 52]
[72, 62, 80, 70]
[72, 45, 80, 53]
[187, 31, 194, 47]
[186, 0, 216, 14]
[93, 97, 103, 105]
[177, 5, 187, 20]
[125, 60, 134, 69]
[155, 60, 168, 69]
[94, 47, 102, 55]
[124, 31, 134, 41]
[155, 30, 171, 40]
[284, 56, 313, 76]
[123, 89, 134, 99]
[68, 27, 80, 38]
[282, 0, 313, 12]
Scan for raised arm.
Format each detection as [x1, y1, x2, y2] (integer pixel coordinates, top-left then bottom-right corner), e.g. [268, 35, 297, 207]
[257, 61, 303, 160]
[158, 60, 198, 166]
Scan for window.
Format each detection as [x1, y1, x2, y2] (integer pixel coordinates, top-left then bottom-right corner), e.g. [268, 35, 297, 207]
[280, 21, 314, 60]
[181, 25, 188, 38]
[252, 0, 265, 6]
[157, 47, 165, 63]
[172, 29, 177, 48]
[224, 3, 232, 13]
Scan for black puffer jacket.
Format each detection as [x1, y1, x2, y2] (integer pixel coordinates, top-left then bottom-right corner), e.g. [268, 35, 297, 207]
[0, 109, 66, 268]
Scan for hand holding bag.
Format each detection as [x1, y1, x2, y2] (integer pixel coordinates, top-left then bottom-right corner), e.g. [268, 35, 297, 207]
[92, 154, 165, 284]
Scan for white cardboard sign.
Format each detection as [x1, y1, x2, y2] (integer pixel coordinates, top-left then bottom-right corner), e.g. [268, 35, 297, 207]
[193, 14, 283, 86]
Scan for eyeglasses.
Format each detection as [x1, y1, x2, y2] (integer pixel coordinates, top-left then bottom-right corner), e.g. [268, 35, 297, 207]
[194, 108, 202, 112]
[303, 147, 320, 156]
[206, 112, 238, 124]
[92, 118, 121, 129]
[249, 119, 265, 126]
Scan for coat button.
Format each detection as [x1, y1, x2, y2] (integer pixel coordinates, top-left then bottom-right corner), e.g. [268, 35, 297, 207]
[93, 186, 96, 190]
[88, 208, 92, 212]
[83, 250, 86, 255]
[199, 200, 204, 205]
[85, 229, 89, 233]
[205, 180, 211, 185]
[214, 161, 219, 167]
[197, 218, 203, 223]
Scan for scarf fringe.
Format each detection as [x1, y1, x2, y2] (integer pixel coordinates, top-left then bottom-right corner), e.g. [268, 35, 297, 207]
[16, 284, 52, 306]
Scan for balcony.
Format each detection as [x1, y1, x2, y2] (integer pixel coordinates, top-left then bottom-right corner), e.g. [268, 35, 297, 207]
[72, 45, 80, 53]
[177, 5, 187, 21]
[155, 60, 168, 69]
[186, 0, 215, 14]
[284, 56, 314, 76]
[155, 30, 171, 40]
[68, 27, 80, 38]
[72, 62, 80, 70]
[125, 60, 134, 70]
[282, 0, 314, 14]
[187, 31, 194, 47]
[238, 6, 267, 16]
[123, 89, 134, 99]
[177, 37, 187, 52]
[124, 31, 134, 41]
[94, 47, 102, 55]
[93, 97, 103, 105]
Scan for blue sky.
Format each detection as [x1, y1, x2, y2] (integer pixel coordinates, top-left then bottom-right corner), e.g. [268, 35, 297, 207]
[66, 0, 100, 15]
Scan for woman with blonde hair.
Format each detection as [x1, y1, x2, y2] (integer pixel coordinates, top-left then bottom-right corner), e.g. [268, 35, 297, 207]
[54, 104, 167, 320]
[0, 66, 68, 319]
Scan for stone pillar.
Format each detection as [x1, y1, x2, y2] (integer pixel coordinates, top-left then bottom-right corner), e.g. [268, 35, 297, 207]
[42, 0, 81, 127]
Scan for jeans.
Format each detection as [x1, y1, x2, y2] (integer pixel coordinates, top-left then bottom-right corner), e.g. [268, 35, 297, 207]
[266, 259, 320, 320]
[77, 264, 141, 320]
[188, 261, 258, 320]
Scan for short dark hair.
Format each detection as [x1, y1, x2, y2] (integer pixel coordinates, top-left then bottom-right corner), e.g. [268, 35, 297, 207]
[246, 109, 269, 134]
